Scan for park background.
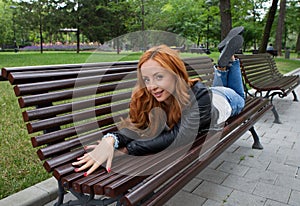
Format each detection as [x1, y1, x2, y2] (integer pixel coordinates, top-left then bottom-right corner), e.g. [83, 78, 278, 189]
[0, 0, 300, 200]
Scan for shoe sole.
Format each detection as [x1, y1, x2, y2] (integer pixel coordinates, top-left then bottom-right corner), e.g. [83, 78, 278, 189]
[218, 26, 244, 51]
[218, 35, 244, 67]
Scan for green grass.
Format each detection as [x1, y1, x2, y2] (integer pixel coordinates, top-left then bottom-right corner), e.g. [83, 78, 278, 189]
[0, 51, 299, 199]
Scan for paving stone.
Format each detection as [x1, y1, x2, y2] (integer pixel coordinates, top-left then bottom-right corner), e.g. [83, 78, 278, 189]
[269, 138, 295, 150]
[284, 151, 300, 167]
[217, 161, 249, 176]
[267, 161, 298, 177]
[193, 181, 233, 202]
[183, 177, 203, 192]
[217, 151, 245, 164]
[253, 182, 291, 203]
[197, 168, 229, 184]
[288, 190, 300, 206]
[224, 190, 265, 206]
[207, 157, 225, 170]
[165, 190, 206, 206]
[233, 145, 263, 157]
[202, 199, 224, 206]
[222, 174, 257, 193]
[264, 199, 291, 206]
[239, 155, 270, 170]
[225, 144, 239, 153]
[233, 135, 253, 148]
[275, 175, 300, 191]
[258, 150, 287, 164]
[244, 168, 278, 185]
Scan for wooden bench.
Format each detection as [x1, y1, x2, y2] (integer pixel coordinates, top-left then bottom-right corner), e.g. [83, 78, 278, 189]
[267, 50, 278, 57]
[1, 56, 272, 206]
[237, 53, 299, 124]
[190, 48, 210, 54]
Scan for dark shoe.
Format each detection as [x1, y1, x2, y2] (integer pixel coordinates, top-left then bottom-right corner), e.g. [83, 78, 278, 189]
[218, 35, 244, 68]
[218, 26, 244, 52]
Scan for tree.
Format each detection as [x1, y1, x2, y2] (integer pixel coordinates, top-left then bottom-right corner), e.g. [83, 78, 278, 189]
[285, 0, 300, 54]
[0, 0, 14, 47]
[275, 0, 286, 56]
[219, 0, 232, 40]
[259, 0, 279, 53]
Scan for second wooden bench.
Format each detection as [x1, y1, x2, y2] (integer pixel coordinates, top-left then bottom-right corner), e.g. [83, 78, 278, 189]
[237, 53, 299, 124]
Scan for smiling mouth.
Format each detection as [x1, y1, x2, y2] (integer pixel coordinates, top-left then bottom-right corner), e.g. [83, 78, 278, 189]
[153, 90, 164, 98]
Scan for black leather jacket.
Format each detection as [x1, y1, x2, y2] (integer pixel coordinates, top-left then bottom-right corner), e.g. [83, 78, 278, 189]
[113, 81, 218, 156]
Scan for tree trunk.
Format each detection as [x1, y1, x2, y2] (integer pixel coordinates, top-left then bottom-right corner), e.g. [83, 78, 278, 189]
[76, 28, 80, 54]
[219, 0, 232, 41]
[259, 0, 279, 53]
[296, 33, 300, 57]
[39, 14, 43, 54]
[275, 0, 286, 56]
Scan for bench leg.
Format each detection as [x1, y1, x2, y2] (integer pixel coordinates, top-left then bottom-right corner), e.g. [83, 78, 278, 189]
[268, 94, 282, 124]
[292, 91, 299, 102]
[54, 180, 65, 206]
[271, 106, 282, 124]
[249, 126, 263, 150]
[54, 182, 121, 206]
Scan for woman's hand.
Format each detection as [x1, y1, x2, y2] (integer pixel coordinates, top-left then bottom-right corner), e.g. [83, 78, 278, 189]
[72, 136, 115, 176]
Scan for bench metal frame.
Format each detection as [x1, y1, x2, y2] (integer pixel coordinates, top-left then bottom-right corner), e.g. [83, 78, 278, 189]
[238, 53, 299, 124]
[1, 57, 272, 206]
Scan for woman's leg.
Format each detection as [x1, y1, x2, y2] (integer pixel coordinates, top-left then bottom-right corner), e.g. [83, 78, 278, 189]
[212, 59, 244, 99]
[212, 35, 245, 116]
[226, 59, 245, 99]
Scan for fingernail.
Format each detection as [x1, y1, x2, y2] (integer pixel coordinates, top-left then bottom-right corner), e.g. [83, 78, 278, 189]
[74, 168, 79, 172]
[83, 172, 88, 177]
[107, 168, 111, 173]
[77, 157, 81, 160]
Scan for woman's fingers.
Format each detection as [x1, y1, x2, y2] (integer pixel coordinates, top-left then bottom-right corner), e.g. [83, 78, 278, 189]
[73, 139, 115, 176]
[72, 155, 88, 166]
[75, 159, 94, 172]
[106, 153, 113, 173]
[84, 145, 97, 150]
[86, 162, 101, 176]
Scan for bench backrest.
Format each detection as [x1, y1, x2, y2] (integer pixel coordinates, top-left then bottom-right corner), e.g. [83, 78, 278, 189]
[237, 53, 284, 90]
[2, 56, 215, 178]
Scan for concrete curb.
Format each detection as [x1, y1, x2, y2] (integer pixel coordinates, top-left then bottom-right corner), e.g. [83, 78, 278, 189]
[0, 177, 58, 206]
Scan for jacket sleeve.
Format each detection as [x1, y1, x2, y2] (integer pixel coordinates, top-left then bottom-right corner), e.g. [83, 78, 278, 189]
[115, 82, 212, 156]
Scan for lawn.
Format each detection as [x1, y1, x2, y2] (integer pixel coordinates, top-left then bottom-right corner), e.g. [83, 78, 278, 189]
[0, 50, 299, 199]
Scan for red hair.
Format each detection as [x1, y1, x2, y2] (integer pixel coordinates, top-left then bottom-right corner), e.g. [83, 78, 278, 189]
[121, 45, 198, 137]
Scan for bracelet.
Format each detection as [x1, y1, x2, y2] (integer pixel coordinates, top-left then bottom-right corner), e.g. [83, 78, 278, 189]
[102, 133, 119, 149]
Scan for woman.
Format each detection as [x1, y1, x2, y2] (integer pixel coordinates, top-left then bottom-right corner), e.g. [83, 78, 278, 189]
[73, 34, 245, 176]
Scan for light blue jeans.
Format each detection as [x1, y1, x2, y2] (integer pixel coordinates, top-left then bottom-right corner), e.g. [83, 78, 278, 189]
[211, 59, 245, 116]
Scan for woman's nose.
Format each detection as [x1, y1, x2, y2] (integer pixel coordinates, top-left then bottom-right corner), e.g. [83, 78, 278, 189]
[148, 82, 158, 90]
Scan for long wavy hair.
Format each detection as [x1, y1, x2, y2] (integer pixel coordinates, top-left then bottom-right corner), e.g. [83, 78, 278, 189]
[120, 45, 199, 138]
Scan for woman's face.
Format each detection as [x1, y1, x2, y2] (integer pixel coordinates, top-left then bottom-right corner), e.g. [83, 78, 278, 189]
[140, 59, 176, 105]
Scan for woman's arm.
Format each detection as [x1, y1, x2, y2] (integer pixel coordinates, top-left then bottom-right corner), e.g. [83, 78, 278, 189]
[120, 83, 212, 156]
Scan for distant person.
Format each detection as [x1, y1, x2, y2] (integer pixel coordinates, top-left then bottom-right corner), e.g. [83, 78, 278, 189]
[267, 43, 277, 57]
[267, 43, 274, 52]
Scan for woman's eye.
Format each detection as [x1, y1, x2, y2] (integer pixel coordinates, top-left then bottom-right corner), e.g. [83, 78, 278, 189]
[143, 78, 150, 84]
[156, 75, 163, 80]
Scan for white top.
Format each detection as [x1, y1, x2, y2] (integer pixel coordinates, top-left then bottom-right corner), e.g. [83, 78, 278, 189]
[211, 92, 232, 124]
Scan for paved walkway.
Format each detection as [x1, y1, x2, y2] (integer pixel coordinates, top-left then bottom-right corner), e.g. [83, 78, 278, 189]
[1, 69, 299, 206]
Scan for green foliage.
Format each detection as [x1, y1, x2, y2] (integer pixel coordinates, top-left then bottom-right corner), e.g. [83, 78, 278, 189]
[0, 1, 299, 55]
